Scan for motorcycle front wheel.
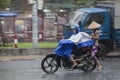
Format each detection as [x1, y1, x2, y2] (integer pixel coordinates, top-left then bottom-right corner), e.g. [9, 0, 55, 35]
[41, 54, 59, 74]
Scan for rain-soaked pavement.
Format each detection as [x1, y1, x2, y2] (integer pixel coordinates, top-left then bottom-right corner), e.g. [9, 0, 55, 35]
[0, 58, 120, 80]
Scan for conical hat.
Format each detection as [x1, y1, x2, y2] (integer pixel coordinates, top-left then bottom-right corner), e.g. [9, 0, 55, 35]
[88, 21, 101, 29]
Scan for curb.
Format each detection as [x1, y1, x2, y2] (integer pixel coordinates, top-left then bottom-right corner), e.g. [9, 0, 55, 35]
[107, 55, 120, 58]
[0, 55, 45, 62]
[106, 51, 120, 58]
[0, 54, 119, 62]
[0, 48, 54, 56]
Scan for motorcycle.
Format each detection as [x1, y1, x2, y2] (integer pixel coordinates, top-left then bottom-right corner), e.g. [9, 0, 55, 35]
[41, 46, 98, 74]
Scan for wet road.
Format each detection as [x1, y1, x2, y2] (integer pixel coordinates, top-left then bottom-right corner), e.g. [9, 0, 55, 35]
[0, 58, 120, 80]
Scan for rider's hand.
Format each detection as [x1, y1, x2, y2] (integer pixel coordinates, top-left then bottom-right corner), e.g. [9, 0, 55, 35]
[89, 35, 92, 39]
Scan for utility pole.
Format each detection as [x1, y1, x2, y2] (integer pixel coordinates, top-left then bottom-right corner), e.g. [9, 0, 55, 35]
[28, 0, 43, 48]
[32, 0, 38, 48]
[28, 0, 38, 48]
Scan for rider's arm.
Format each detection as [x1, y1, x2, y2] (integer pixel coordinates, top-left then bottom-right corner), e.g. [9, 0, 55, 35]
[90, 35, 99, 40]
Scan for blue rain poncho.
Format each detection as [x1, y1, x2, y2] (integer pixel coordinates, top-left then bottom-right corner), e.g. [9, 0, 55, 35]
[54, 39, 74, 58]
[54, 25, 94, 58]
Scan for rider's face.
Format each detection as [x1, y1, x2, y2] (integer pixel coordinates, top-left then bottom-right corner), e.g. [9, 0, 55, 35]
[95, 29, 100, 34]
[72, 29, 77, 33]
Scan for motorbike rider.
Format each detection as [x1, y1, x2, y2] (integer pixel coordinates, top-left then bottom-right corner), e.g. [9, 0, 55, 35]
[88, 21, 102, 71]
[54, 24, 94, 69]
[69, 24, 95, 68]
[69, 24, 81, 68]
[54, 24, 81, 68]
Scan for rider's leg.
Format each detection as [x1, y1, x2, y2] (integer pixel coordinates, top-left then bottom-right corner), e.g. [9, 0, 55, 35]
[70, 55, 77, 68]
[96, 59, 102, 70]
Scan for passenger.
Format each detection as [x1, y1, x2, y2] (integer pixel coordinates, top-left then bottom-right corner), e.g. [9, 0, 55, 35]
[88, 21, 102, 71]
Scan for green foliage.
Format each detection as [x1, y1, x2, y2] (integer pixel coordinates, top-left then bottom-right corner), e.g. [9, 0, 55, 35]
[74, 0, 105, 7]
[71, 0, 93, 8]
[0, 0, 10, 9]
[45, 0, 106, 10]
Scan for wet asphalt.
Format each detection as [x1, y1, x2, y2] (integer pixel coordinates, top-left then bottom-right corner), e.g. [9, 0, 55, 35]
[0, 57, 119, 80]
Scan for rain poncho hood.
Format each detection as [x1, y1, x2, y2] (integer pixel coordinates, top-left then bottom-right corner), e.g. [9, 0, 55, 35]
[71, 24, 80, 34]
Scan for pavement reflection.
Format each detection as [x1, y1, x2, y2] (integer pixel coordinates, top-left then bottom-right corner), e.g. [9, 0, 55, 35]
[41, 72, 102, 80]
[0, 58, 120, 80]
[41, 70, 120, 80]
[62, 72, 101, 80]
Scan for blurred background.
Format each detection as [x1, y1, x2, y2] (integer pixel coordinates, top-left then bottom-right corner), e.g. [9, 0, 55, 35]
[0, 0, 109, 48]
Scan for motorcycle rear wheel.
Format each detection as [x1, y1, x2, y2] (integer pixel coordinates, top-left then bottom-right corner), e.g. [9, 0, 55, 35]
[81, 55, 96, 72]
